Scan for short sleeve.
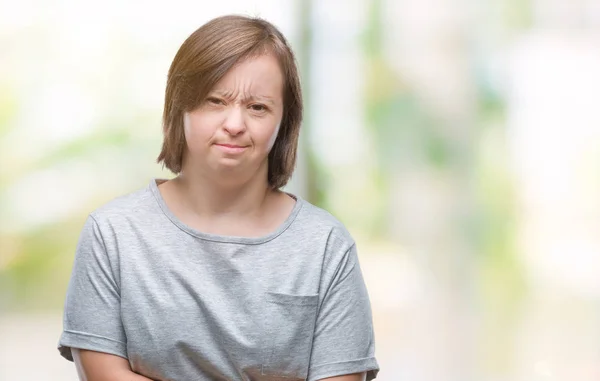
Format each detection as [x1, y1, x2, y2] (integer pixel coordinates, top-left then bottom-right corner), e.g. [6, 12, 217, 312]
[307, 244, 380, 381]
[58, 215, 127, 361]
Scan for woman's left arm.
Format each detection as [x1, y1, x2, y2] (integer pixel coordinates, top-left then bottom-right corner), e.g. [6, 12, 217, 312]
[306, 241, 379, 381]
[319, 372, 366, 381]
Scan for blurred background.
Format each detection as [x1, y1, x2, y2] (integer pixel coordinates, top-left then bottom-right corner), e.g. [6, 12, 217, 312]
[1, 0, 600, 380]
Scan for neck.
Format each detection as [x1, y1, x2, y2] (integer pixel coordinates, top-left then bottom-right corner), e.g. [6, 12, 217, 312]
[172, 163, 273, 218]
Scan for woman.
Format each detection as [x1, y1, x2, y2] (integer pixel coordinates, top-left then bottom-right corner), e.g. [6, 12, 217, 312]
[58, 15, 379, 381]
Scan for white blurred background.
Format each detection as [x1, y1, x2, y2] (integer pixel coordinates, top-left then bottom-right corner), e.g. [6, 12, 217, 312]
[1, 0, 600, 380]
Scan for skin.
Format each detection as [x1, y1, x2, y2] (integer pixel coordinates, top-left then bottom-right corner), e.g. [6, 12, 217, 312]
[72, 53, 366, 381]
[159, 52, 295, 238]
[321, 374, 366, 381]
[73, 347, 364, 381]
[72, 349, 153, 381]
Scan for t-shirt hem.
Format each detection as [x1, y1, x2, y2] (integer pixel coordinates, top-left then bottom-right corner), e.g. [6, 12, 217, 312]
[58, 330, 127, 362]
[307, 357, 380, 381]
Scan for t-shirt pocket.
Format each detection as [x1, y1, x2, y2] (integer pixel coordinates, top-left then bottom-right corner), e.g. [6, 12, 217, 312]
[261, 292, 319, 380]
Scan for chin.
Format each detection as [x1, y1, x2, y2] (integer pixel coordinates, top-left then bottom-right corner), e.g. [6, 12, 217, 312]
[216, 157, 246, 167]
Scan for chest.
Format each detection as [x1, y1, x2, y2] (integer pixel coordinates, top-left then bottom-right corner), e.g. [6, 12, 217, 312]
[117, 241, 321, 381]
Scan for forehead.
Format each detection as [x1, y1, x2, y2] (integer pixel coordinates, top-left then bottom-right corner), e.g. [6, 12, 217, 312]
[211, 53, 284, 99]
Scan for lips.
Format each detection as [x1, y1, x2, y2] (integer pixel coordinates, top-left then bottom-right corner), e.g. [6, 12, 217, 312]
[216, 144, 246, 148]
[214, 143, 248, 154]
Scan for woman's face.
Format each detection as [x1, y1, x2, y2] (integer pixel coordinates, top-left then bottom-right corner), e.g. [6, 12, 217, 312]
[182, 53, 284, 181]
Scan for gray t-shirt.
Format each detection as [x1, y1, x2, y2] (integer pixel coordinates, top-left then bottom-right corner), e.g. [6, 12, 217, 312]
[58, 179, 379, 381]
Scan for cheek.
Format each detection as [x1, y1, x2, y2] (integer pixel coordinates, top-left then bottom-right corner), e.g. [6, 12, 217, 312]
[266, 122, 281, 151]
[183, 112, 213, 149]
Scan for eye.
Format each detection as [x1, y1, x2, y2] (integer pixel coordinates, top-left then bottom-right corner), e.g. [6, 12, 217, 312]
[249, 104, 268, 112]
[206, 97, 224, 105]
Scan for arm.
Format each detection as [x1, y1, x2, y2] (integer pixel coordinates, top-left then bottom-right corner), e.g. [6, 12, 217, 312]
[307, 242, 379, 381]
[72, 348, 154, 381]
[59, 217, 143, 379]
[319, 372, 366, 381]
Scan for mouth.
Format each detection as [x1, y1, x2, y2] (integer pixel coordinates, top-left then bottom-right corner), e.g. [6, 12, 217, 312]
[214, 143, 248, 154]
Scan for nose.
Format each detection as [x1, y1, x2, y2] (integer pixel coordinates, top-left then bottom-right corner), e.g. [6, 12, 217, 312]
[222, 106, 246, 136]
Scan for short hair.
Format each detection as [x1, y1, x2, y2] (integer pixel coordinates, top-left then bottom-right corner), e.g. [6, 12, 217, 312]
[157, 15, 303, 189]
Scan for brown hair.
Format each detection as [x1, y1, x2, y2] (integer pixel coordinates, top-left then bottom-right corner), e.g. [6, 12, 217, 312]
[157, 15, 303, 189]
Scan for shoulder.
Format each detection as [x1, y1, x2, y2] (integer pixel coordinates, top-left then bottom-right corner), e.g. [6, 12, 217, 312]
[294, 197, 355, 252]
[296, 199, 351, 235]
[88, 182, 156, 228]
[293, 198, 362, 287]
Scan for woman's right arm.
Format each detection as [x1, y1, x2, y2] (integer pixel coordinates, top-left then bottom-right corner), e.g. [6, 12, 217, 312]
[61, 217, 151, 380]
[72, 348, 154, 381]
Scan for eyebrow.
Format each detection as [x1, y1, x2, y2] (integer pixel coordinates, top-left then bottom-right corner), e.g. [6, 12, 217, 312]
[212, 90, 277, 106]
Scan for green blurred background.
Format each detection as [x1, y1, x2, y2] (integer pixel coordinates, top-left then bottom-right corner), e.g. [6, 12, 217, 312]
[1, 0, 600, 380]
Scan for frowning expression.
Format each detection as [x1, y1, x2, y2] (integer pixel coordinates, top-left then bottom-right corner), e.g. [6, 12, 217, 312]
[182, 53, 284, 178]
